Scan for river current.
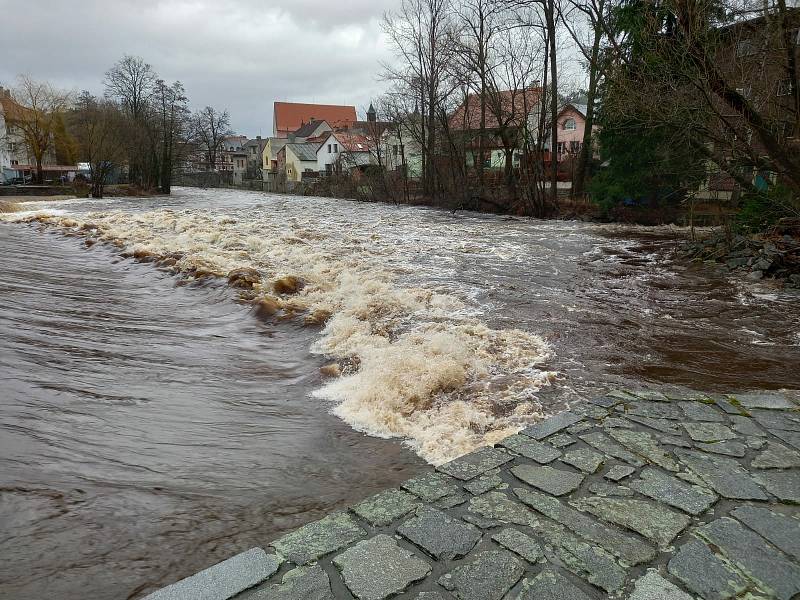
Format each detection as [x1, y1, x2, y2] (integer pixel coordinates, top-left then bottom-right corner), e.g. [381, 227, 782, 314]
[1, 187, 798, 599]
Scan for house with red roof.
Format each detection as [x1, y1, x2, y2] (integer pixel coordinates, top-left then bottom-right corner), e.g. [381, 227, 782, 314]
[272, 102, 356, 138]
[316, 130, 377, 175]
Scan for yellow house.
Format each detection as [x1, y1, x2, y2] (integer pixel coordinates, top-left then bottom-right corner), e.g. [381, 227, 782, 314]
[280, 143, 319, 183]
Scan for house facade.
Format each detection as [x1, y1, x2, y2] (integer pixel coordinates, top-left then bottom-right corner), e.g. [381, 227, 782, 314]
[316, 131, 375, 174]
[0, 86, 59, 183]
[243, 136, 268, 179]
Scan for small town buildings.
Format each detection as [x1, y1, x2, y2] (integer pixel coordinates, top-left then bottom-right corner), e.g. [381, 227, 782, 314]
[0, 86, 62, 183]
[289, 119, 332, 142]
[274, 143, 319, 190]
[449, 87, 543, 171]
[273, 102, 356, 138]
[316, 131, 376, 174]
[243, 136, 268, 179]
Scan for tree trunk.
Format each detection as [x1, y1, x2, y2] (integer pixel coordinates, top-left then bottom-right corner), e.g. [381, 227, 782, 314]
[546, 3, 559, 212]
[573, 16, 602, 198]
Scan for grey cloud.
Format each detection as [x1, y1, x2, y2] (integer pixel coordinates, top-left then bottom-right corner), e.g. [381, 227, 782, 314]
[0, 0, 399, 134]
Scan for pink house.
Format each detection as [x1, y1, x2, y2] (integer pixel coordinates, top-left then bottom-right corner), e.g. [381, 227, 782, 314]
[553, 103, 597, 162]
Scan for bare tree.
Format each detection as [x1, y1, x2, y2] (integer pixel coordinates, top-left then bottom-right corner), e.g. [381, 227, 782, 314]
[154, 79, 191, 194]
[5, 76, 71, 184]
[70, 92, 127, 198]
[194, 106, 232, 171]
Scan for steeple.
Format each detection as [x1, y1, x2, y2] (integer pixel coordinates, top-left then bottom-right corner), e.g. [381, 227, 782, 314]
[367, 102, 377, 123]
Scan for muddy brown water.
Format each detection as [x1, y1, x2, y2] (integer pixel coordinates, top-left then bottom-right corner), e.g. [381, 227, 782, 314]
[1, 188, 799, 599]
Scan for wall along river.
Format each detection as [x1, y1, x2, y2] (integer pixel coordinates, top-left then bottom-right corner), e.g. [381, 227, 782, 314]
[1, 187, 798, 599]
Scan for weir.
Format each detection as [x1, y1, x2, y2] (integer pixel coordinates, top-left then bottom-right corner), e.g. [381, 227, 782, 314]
[143, 388, 800, 600]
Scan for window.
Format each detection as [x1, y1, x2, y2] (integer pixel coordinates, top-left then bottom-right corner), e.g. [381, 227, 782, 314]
[328, 144, 332, 153]
[569, 141, 581, 153]
[326, 163, 333, 174]
[333, 143, 339, 153]
[563, 118, 577, 131]
[392, 144, 399, 156]
[777, 79, 793, 97]
[556, 141, 566, 155]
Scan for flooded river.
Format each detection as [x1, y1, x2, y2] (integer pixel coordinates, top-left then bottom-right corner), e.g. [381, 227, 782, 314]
[1, 187, 799, 599]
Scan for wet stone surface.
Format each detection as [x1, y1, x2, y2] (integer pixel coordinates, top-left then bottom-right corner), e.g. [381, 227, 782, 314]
[144, 388, 800, 600]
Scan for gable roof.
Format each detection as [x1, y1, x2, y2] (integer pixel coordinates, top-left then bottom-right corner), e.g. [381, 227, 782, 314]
[293, 119, 329, 138]
[285, 143, 319, 162]
[319, 131, 374, 153]
[559, 103, 587, 119]
[450, 88, 542, 131]
[274, 102, 356, 137]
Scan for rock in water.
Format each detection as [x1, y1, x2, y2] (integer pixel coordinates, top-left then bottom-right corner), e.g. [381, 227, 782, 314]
[227, 267, 261, 288]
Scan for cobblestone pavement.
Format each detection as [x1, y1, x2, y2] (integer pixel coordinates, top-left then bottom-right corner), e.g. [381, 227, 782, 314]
[144, 389, 800, 600]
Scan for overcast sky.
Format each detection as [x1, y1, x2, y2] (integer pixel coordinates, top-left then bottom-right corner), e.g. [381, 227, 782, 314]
[0, 0, 399, 135]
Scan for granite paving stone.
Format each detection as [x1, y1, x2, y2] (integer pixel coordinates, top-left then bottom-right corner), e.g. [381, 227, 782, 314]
[571, 405, 609, 420]
[603, 465, 635, 481]
[629, 467, 718, 515]
[633, 389, 670, 402]
[332, 534, 431, 600]
[437, 550, 524, 600]
[751, 442, 800, 469]
[730, 415, 766, 436]
[398, 507, 482, 560]
[511, 464, 585, 496]
[514, 487, 656, 565]
[579, 431, 645, 467]
[491, 527, 543, 563]
[514, 569, 593, 600]
[566, 421, 594, 434]
[468, 491, 537, 526]
[607, 428, 680, 471]
[674, 448, 768, 500]
[535, 518, 627, 593]
[587, 482, 634, 496]
[240, 564, 334, 600]
[402, 472, 461, 502]
[772, 429, 800, 451]
[271, 513, 365, 565]
[462, 513, 502, 529]
[626, 401, 684, 420]
[463, 472, 503, 495]
[351, 488, 420, 526]
[746, 437, 766, 449]
[560, 447, 605, 473]
[548, 433, 576, 448]
[414, 593, 451, 600]
[588, 395, 622, 408]
[629, 571, 694, 600]
[680, 401, 727, 422]
[730, 505, 800, 560]
[668, 539, 748, 600]
[694, 440, 747, 457]
[434, 491, 470, 509]
[601, 416, 633, 428]
[144, 547, 280, 600]
[733, 393, 797, 410]
[658, 435, 693, 447]
[714, 397, 743, 414]
[682, 422, 737, 442]
[437, 447, 513, 481]
[626, 415, 682, 434]
[696, 517, 800, 600]
[750, 409, 800, 433]
[521, 411, 583, 440]
[572, 496, 691, 547]
[500, 434, 562, 463]
[754, 470, 800, 503]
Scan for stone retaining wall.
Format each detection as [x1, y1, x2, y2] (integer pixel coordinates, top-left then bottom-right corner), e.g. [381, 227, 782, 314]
[144, 388, 800, 600]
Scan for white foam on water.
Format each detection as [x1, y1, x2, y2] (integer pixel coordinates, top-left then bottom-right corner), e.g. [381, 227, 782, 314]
[3, 203, 555, 464]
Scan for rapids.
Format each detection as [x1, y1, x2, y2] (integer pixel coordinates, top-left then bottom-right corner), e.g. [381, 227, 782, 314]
[1, 187, 799, 599]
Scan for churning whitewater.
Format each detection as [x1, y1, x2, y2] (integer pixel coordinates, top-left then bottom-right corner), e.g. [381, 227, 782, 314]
[2, 190, 556, 464]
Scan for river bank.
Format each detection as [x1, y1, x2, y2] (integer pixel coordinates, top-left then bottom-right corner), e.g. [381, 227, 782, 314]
[144, 387, 800, 600]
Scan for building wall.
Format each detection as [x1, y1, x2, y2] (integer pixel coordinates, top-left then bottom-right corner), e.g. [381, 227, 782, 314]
[284, 147, 317, 182]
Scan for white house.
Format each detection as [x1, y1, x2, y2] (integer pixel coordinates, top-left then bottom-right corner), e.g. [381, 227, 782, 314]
[316, 131, 376, 175]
